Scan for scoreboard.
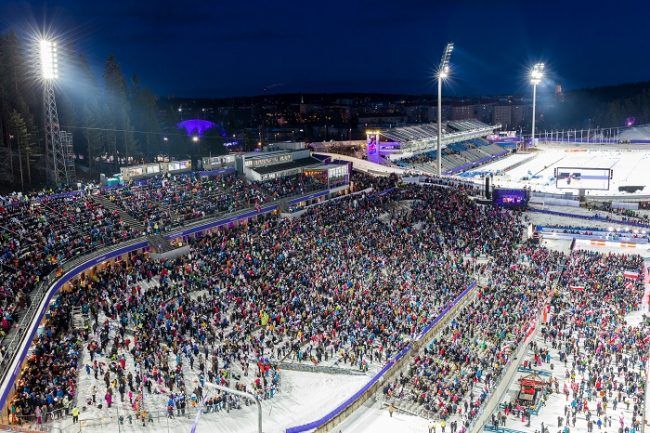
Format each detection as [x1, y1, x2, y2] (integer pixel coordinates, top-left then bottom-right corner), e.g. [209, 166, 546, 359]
[554, 167, 612, 190]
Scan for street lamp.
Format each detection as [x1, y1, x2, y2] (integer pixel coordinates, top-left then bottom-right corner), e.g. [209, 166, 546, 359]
[437, 42, 453, 176]
[192, 135, 199, 143]
[529, 63, 544, 148]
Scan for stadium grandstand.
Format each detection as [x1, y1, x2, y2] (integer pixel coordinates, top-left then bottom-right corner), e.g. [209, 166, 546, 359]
[0, 151, 647, 433]
[370, 119, 510, 175]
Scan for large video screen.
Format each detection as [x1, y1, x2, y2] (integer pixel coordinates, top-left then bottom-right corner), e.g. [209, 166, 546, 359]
[554, 167, 611, 190]
[493, 188, 529, 208]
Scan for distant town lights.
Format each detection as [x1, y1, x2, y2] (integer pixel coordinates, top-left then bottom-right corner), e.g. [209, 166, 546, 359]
[192, 136, 199, 142]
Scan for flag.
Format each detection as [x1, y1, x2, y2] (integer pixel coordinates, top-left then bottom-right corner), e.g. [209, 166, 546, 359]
[624, 281, 635, 290]
[570, 285, 585, 291]
[623, 271, 639, 281]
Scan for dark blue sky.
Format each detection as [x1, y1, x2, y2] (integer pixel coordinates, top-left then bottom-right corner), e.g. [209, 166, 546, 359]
[1, 0, 648, 98]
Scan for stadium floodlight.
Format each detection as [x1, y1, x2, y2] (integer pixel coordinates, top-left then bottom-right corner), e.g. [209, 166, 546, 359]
[436, 42, 454, 176]
[39, 39, 58, 80]
[529, 63, 544, 148]
[40, 36, 74, 185]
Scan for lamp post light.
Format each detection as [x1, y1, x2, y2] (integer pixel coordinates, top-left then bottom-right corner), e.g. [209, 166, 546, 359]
[529, 63, 544, 148]
[437, 42, 453, 176]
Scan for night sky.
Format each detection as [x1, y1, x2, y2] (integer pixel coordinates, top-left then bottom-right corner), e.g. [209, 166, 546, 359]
[1, 0, 648, 98]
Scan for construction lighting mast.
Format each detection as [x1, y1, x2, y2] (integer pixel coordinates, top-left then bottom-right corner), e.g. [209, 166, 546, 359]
[40, 39, 75, 185]
[437, 42, 453, 176]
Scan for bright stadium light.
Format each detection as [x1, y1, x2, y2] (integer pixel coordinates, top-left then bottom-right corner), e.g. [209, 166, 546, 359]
[39, 39, 58, 80]
[529, 62, 544, 148]
[436, 42, 454, 176]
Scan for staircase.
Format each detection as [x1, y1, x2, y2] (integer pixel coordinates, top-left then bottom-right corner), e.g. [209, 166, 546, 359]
[94, 195, 146, 235]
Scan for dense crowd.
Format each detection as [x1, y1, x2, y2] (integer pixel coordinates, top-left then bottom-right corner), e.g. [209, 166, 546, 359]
[382, 242, 563, 424]
[9, 180, 522, 425]
[0, 193, 137, 340]
[104, 171, 334, 233]
[4, 173, 647, 433]
[495, 250, 648, 433]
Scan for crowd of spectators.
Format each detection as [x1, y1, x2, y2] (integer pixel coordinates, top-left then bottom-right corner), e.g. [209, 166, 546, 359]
[4, 174, 647, 433]
[9, 180, 521, 425]
[382, 243, 563, 424]
[104, 171, 336, 233]
[103, 172, 266, 233]
[0, 193, 137, 340]
[489, 250, 647, 433]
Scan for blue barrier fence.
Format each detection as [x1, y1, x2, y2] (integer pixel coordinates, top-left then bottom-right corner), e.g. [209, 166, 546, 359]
[528, 208, 650, 229]
[285, 281, 477, 433]
[166, 205, 278, 240]
[288, 190, 329, 205]
[197, 167, 236, 177]
[535, 225, 648, 243]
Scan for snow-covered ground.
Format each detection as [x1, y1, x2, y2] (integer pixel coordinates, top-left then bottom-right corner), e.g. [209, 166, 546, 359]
[43, 275, 373, 433]
[329, 403, 432, 433]
[465, 145, 650, 197]
[51, 368, 369, 433]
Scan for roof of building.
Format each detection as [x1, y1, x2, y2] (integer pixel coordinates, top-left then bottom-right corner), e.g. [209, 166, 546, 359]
[251, 158, 320, 174]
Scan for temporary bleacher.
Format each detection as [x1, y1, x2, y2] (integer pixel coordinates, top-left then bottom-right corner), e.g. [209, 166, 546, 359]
[380, 120, 498, 157]
[398, 137, 510, 175]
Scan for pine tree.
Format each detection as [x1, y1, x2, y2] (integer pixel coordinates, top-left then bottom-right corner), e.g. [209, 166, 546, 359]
[104, 55, 138, 164]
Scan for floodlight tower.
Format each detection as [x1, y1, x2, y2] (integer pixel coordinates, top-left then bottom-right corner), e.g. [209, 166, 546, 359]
[40, 39, 74, 185]
[437, 42, 453, 176]
[529, 63, 544, 148]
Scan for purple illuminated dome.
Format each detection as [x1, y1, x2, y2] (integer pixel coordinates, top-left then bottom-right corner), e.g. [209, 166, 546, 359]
[177, 119, 216, 137]
[625, 117, 636, 127]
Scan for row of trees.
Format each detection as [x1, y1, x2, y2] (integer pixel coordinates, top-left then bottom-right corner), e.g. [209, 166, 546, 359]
[541, 81, 650, 130]
[0, 31, 165, 190]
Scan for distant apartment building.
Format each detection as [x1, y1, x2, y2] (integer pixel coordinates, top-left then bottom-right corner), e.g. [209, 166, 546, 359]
[492, 104, 528, 129]
[357, 114, 408, 129]
[511, 105, 526, 127]
[492, 105, 512, 128]
[451, 105, 474, 120]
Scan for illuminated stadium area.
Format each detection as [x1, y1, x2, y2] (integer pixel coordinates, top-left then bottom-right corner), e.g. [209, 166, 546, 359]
[0, 12, 648, 433]
[367, 120, 510, 175]
[458, 125, 650, 199]
[0, 149, 647, 433]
